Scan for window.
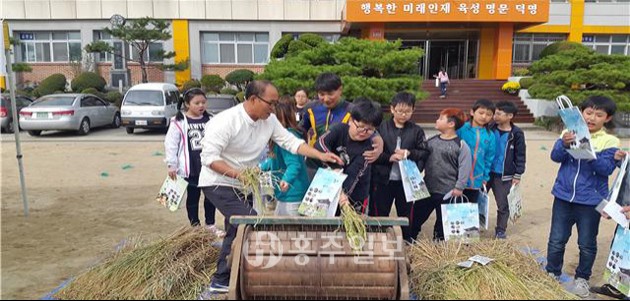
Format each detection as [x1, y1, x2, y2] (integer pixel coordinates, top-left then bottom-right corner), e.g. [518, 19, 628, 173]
[512, 33, 566, 63]
[201, 32, 269, 64]
[18, 31, 81, 63]
[283, 32, 341, 43]
[94, 31, 164, 62]
[582, 35, 630, 55]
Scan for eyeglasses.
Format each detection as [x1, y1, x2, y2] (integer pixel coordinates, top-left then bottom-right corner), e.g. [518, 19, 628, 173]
[352, 120, 375, 134]
[256, 95, 277, 108]
[393, 110, 413, 116]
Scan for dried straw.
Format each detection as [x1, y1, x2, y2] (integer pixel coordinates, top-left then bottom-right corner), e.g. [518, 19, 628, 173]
[340, 203, 367, 251]
[408, 239, 579, 300]
[55, 227, 220, 300]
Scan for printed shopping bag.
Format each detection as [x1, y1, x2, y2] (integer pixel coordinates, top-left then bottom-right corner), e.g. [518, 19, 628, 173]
[399, 159, 430, 202]
[155, 175, 188, 212]
[556, 95, 597, 160]
[603, 226, 630, 297]
[507, 184, 524, 225]
[441, 195, 480, 243]
[478, 187, 490, 230]
[435, 77, 439, 88]
[298, 168, 348, 218]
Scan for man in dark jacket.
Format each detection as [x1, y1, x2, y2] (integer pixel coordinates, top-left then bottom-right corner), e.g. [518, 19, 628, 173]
[369, 92, 429, 242]
[488, 101, 526, 239]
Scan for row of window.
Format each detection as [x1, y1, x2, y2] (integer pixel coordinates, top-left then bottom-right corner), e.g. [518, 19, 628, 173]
[513, 33, 630, 63]
[17, 31, 629, 65]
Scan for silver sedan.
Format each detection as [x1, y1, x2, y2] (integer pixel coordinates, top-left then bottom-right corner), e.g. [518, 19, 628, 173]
[19, 94, 121, 136]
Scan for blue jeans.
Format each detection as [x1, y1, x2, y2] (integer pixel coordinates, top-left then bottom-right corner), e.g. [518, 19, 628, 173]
[545, 197, 601, 280]
[440, 82, 447, 96]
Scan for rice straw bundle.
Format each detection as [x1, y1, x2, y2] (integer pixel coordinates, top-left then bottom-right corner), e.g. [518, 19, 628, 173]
[55, 227, 220, 300]
[238, 167, 281, 215]
[340, 202, 367, 251]
[408, 239, 579, 300]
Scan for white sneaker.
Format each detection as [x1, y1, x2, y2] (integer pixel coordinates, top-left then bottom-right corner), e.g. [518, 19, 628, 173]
[548, 272, 560, 282]
[571, 277, 591, 298]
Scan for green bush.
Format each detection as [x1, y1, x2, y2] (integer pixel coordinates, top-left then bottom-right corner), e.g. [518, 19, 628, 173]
[225, 69, 255, 91]
[235, 91, 245, 102]
[105, 91, 124, 107]
[71, 72, 106, 93]
[258, 37, 426, 104]
[287, 40, 311, 57]
[298, 33, 326, 47]
[12, 63, 32, 73]
[539, 41, 592, 59]
[512, 67, 529, 76]
[201, 74, 225, 93]
[519, 77, 535, 89]
[81, 88, 102, 97]
[182, 79, 201, 91]
[270, 34, 294, 59]
[220, 88, 238, 95]
[34, 74, 67, 97]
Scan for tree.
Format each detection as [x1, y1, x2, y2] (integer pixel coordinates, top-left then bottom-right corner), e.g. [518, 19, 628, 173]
[225, 69, 255, 91]
[527, 44, 630, 112]
[84, 17, 186, 83]
[258, 37, 426, 104]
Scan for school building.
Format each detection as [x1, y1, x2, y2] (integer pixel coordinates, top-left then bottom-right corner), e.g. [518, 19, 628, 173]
[1, 0, 629, 88]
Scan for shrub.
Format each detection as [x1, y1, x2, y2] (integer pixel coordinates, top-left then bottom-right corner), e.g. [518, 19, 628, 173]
[220, 88, 238, 95]
[71, 72, 106, 92]
[539, 41, 592, 59]
[201, 74, 225, 93]
[81, 88, 102, 97]
[512, 67, 529, 76]
[519, 77, 535, 89]
[105, 91, 124, 107]
[182, 79, 201, 91]
[287, 40, 311, 57]
[270, 34, 294, 59]
[235, 91, 245, 102]
[225, 69, 255, 91]
[34, 74, 67, 97]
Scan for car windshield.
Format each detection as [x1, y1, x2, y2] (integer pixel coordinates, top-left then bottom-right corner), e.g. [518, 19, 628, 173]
[207, 98, 236, 111]
[123, 91, 164, 106]
[32, 96, 76, 107]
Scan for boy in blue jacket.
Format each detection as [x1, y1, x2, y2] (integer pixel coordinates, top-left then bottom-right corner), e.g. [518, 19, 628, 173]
[488, 101, 526, 239]
[545, 96, 622, 298]
[457, 99, 497, 203]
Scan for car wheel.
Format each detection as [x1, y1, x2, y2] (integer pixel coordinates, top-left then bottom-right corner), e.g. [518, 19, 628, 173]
[78, 118, 90, 135]
[126, 127, 134, 134]
[112, 113, 121, 128]
[6, 119, 14, 134]
[28, 130, 41, 136]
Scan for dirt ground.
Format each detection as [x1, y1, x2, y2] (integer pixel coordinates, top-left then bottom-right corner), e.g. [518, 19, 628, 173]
[1, 131, 629, 299]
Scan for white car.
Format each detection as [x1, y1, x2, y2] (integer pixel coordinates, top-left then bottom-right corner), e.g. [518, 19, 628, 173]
[19, 94, 121, 136]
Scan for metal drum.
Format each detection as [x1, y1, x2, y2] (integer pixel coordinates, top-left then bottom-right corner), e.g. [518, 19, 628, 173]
[228, 217, 409, 300]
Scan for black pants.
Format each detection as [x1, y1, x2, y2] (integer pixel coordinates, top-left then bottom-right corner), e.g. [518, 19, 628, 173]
[408, 193, 447, 241]
[463, 189, 480, 204]
[186, 176, 216, 226]
[487, 173, 512, 234]
[370, 181, 415, 242]
[202, 186, 256, 286]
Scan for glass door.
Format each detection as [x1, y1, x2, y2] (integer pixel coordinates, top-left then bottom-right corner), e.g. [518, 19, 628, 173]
[428, 41, 467, 79]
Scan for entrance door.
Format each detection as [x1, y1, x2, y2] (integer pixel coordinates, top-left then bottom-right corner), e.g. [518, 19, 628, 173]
[428, 41, 466, 79]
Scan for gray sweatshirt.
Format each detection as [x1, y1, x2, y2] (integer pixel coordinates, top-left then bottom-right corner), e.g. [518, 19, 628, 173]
[424, 135, 472, 195]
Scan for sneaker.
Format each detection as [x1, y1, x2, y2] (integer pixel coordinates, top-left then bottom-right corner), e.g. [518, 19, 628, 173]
[439, 95, 446, 99]
[209, 279, 229, 293]
[205, 225, 226, 238]
[591, 284, 626, 300]
[570, 277, 591, 298]
[495, 231, 507, 240]
[548, 272, 560, 282]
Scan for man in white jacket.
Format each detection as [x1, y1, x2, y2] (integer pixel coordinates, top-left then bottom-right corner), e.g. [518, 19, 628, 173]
[200, 80, 342, 293]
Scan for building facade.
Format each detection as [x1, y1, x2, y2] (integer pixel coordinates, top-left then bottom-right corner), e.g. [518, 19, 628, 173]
[1, 0, 629, 88]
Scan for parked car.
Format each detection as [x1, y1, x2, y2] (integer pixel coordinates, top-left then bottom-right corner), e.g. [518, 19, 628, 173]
[121, 83, 179, 134]
[206, 94, 239, 116]
[19, 94, 121, 136]
[1, 94, 33, 133]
